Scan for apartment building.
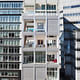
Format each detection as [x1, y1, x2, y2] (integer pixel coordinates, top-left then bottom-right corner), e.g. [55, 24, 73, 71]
[63, 0, 80, 80]
[22, 0, 61, 80]
[0, 0, 23, 80]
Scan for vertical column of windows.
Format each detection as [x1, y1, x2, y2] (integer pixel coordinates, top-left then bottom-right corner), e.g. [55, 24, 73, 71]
[0, 2, 22, 8]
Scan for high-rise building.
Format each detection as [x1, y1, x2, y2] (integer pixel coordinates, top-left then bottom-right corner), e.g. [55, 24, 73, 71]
[0, 0, 23, 80]
[22, 0, 61, 80]
[62, 0, 80, 80]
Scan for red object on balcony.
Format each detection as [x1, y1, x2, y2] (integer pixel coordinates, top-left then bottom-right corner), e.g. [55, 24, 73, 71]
[52, 59, 57, 63]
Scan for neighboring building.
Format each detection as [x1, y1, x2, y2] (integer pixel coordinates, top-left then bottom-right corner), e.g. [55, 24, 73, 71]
[58, 0, 64, 80]
[0, 0, 23, 80]
[63, 0, 80, 80]
[22, 0, 61, 80]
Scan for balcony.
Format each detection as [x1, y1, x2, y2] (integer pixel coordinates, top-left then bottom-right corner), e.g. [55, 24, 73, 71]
[23, 21, 34, 36]
[35, 44, 46, 51]
[24, 42, 34, 48]
[47, 53, 57, 63]
[23, 28, 34, 36]
[47, 46, 58, 52]
[47, 39, 58, 52]
[23, 42, 34, 51]
[35, 29, 45, 35]
[47, 53, 59, 68]
[23, 52, 34, 64]
[23, 36, 34, 51]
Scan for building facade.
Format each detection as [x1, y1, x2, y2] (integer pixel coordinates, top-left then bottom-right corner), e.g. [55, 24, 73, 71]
[0, 0, 23, 80]
[63, 0, 80, 80]
[22, 0, 61, 80]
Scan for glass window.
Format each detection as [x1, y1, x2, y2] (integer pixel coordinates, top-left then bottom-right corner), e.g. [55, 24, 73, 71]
[0, 2, 22, 8]
[3, 47, 8, 53]
[37, 23, 44, 29]
[0, 25, 2, 30]
[47, 40, 57, 47]
[0, 39, 3, 44]
[47, 4, 56, 10]
[41, 5, 45, 10]
[35, 52, 45, 63]
[15, 32, 19, 38]
[14, 48, 19, 53]
[0, 55, 3, 61]
[17, 25, 20, 30]
[37, 23, 45, 32]
[47, 68, 57, 80]
[0, 32, 3, 37]
[37, 40, 44, 47]
[23, 52, 34, 64]
[0, 16, 20, 22]
[47, 53, 57, 63]
[0, 47, 3, 53]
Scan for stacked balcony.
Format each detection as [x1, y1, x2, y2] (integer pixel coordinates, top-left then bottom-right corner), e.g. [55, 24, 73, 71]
[23, 36, 34, 51]
[23, 20, 34, 36]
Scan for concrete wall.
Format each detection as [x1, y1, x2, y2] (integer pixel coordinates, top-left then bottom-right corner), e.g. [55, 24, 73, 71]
[24, 0, 35, 6]
[48, 16, 58, 36]
[22, 64, 46, 80]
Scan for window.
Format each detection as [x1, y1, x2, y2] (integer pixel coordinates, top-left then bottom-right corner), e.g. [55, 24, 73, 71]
[37, 40, 44, 47]
[47, 68, 57, 80]
[47, 4, 56, 10]
[0, 47, 3, 53]
[35, 52, 45, 63]
[37, 23, 45, 32]
[36, 4, 40, 10]
[47, 53, 57, 63]
[15, 64, 19, 69]
[37, 23, 44, 32]
[0, 63, 2, 68]
[0, 25, 2, 30]
[3, 56, 8, 61]
[23, 52, 34, 64]
[0, 39, 3, 44]
[0, 56, 3, 61]
[9, 63, 19, 69]
[0, 71, 18, 78]
[15, 32, 19, 38]
[0, 32, 3, 37]
[3, 47, 8, 53]
[2, 63, 7, 69]
[9, 33, 15, 38]
[47, 40, 56, 47]
[25, 40, 34, 47]
[9, 47, 14, 53]
[15, 48, 19, 53]
[9, 56, 19, 61]
[0, 16, 20, 22]
[0, 24, 20, 30]
[0, 2, 22, 8]
[41, 5, 45, 10]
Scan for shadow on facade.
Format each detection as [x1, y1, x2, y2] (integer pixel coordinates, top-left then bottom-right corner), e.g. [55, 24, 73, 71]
[60, 17, 79, 80]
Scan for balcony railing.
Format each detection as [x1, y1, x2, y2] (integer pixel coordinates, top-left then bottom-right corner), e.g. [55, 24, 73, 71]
[25, 28, 34, 32]
[47, 53, 57, 63]
[47, 43, 56, 48]
[48, 59, 57, 63]
[36, 29, 45, 32]
[24, 42, 34, 48]
[36, 44, 45, 48]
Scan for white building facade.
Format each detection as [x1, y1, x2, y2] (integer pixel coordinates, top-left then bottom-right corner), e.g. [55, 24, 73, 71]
[22, 0, 61, 80]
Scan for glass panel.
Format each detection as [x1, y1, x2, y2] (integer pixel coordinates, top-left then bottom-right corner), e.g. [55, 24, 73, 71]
[47, 68, 57, 80]
[23, 52, 34, 64]
[35, 52, 45, 63]
[41, 5, 45, 10]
